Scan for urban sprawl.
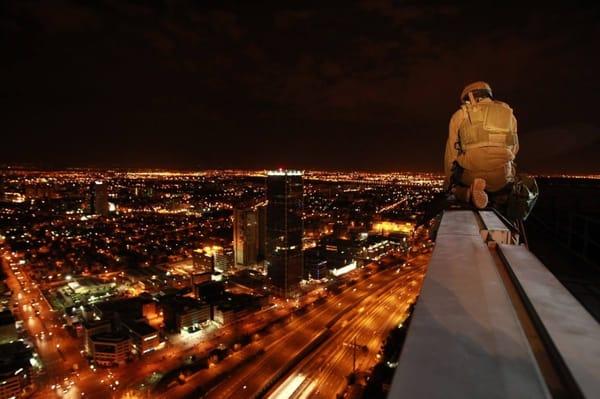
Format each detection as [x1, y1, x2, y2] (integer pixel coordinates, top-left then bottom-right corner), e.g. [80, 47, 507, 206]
[0, 169, 442, 399]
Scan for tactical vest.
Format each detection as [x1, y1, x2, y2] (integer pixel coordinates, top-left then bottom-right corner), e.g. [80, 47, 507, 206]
[458, 101, 517, 152]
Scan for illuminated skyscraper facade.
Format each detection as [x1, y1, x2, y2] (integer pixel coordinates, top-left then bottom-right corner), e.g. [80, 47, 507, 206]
[233, 207, 259, 268]
[266, 170, 304, 297]
[257, 203, 267, 262]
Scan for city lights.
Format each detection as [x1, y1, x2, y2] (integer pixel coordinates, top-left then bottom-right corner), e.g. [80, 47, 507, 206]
[0, 168, 432, 398]
[6, 166, 591, 399]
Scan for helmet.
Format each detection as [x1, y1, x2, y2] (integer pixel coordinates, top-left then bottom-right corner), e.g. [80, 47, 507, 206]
[461, 81, 492, 102]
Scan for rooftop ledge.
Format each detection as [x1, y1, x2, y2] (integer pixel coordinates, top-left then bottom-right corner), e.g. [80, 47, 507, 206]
[390, 210, 600, 399]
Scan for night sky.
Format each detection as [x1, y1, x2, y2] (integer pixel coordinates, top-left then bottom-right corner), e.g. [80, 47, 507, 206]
[2, 1, 599, 173]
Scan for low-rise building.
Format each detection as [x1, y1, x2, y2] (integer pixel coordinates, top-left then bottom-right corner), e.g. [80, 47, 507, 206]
[162, 296, 210, 333]
[124, 320, 160, 356]
[84, 297, 163, 360]
[193, 245, 234, 274]
[94, 297, 147, 321]
[321, 237, 357, 271]
[89, 332, 131, 367]
[357, 234, 405, 262]
[214, 293, 267, 326]
[83, 319, 111, 355]
[303, 247, 328, 280]
[0, 341, 33, 399]
[88, 295, 158, 325]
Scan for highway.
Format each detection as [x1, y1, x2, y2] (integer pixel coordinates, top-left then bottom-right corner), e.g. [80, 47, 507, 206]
[190, 255, 427, 399]
[268, 254, 429, 399]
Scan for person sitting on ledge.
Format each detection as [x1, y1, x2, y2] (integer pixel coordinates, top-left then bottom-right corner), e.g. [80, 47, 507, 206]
[444, 81, 519, 209]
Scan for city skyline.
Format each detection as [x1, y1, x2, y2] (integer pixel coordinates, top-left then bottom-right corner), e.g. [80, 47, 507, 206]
[0, 167, 598, 398]
[0, 167, 439, 398]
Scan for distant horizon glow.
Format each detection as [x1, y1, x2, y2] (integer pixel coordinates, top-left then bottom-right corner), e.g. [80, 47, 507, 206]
[266, 170, 304, 176]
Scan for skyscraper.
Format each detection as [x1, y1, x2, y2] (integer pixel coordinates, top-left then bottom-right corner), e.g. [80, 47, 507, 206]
[233, 206, 259, 268]
[266, 170, 304, 297]
[257, 203, 267, 262]
[90, 180, 109, 217]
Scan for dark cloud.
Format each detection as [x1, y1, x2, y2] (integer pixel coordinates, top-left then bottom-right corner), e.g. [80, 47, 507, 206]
[1, 1, 599, 172]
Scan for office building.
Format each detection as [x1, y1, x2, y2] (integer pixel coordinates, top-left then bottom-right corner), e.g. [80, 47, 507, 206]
[233, 206, 259, 268]
[89, 332, 131, 366]
[83, 319, 112, 355]
[322, 237, 356, 270]
[123, 320, 160, 356]
[266, 170, 304, 297]
[214, 293, 268, 326]
[162, 296, 210, 333]
[214, 246, 233, 273]
[257, 203, 267, 261]
[303, 247, 328, 280]
[90, 180, 109, 216]
[192, 245, 232, 273]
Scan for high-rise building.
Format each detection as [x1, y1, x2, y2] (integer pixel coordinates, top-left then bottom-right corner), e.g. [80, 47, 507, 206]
[90, 180, 109, 216]
[233, 206, 259, 268]
[257, 203, 267, 262]
[266, 170, 304, 297]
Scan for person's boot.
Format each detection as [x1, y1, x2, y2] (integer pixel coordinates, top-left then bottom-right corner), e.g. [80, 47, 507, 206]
[470, 178, 488, 209]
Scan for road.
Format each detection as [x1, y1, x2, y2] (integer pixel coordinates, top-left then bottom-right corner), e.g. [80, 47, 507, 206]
[2, 251, 84, 398]
[191, 255, 425, 399]
[268, 254, 429, 399]
[2, 248, 296, 399]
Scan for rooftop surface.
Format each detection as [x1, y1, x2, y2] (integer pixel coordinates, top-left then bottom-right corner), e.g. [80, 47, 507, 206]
[390, 210, 600, 399]
[124, 320, 157, 337]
